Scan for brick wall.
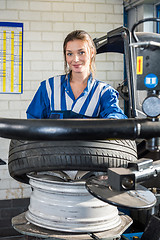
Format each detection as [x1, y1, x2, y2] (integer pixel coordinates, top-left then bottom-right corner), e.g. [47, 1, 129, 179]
[0, 0, 124, 201]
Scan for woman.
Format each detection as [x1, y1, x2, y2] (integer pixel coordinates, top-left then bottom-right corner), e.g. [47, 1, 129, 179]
[26, 30, 127, 119]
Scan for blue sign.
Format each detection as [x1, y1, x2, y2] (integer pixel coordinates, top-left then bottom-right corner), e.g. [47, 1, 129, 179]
[144, 73, 158, 89]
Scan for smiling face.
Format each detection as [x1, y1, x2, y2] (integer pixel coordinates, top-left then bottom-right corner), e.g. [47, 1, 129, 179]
[65, 39, 94, 76]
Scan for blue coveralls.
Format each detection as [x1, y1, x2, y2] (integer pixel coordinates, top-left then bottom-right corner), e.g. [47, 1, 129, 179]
[26, 74, 127, 119]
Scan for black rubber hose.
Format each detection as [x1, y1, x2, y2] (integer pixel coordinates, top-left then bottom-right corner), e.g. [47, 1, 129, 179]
[0, 118, 159, 141]
[131, 17, 160, 42]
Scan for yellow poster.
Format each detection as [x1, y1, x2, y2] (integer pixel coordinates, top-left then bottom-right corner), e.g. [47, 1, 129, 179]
[0, 22, 23, 94]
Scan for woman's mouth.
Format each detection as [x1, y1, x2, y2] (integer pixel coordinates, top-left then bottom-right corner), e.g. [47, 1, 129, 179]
[73, 64, 81, 68]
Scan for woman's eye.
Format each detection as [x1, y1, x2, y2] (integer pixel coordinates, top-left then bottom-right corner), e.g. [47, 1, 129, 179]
[67, 53, 72, 56]
[80, 51, 85, 55]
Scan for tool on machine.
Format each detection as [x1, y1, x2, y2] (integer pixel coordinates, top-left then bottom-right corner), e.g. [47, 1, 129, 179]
[86, 159, 160, 209]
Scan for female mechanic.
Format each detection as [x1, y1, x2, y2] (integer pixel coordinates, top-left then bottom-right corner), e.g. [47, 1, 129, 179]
[26, 30, 127, 119]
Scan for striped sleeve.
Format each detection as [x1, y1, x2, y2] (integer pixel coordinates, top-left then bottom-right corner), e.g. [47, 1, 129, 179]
[53, 75, 61, 110]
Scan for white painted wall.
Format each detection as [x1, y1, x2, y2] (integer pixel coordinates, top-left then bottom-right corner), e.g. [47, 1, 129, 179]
[0, 0, 124, 200]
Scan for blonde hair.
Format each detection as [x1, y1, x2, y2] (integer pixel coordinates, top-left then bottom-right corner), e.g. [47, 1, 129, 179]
[63, 30, 96, 78]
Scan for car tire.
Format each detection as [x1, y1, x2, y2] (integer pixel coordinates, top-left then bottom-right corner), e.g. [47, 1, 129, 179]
[8, 139, 137, 184]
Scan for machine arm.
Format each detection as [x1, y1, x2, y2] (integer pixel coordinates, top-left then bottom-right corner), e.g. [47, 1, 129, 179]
[108, 159, 160, 191]
[0, 118, 159, 141]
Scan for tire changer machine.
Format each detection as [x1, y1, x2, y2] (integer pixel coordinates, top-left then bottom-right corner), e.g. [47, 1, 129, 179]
[0, 18, 160, 240]
[86, 17, 160, 239]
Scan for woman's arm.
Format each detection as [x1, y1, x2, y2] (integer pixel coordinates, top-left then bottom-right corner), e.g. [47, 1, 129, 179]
[26, 81, 50, 119]
[99, 86, 127, 119]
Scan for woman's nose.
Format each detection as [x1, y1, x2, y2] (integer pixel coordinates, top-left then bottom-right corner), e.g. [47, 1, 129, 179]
[73, 54, 79, 62]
